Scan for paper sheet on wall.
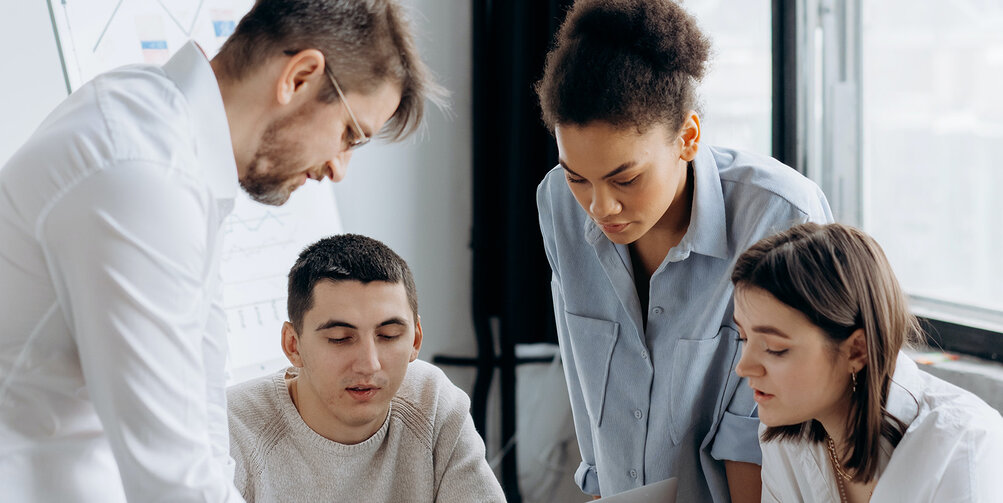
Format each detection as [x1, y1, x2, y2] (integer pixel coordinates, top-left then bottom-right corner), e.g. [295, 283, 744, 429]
[47, 0, 344, 384]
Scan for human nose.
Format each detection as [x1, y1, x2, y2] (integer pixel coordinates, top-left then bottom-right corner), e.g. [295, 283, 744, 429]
[327, 151, 352, 182]
[589, 186, 621, 219]
[734, 342, 763, 378]
[352, 336, 382, 375]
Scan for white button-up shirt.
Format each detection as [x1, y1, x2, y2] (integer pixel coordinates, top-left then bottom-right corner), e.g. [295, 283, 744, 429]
[761, 352, 1003, 502]
[0, 41, 243, 502]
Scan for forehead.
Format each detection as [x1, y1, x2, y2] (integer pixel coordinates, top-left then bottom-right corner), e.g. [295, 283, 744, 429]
[734, 286, 814, 331]
[555, 122, 673, 172]
[305, 279, 412, 325]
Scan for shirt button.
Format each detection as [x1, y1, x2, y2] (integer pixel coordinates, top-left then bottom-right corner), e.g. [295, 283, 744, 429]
[634, 409, 643, 419]
[629, 469, 638, 479]
[652, 306, 664, 315]
[640, 350, 648, 360]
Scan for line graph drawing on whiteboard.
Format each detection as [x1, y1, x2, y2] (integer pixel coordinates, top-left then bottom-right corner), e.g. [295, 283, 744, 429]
[223, 182, 344, 384]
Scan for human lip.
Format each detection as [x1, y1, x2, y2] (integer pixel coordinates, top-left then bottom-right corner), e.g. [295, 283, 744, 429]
[598, 221, 630, 233]
[345, 385, 381, 401]
[751, 386, 775, 403]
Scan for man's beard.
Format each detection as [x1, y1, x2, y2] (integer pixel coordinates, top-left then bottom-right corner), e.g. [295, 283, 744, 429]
[240, 111, 313, 206]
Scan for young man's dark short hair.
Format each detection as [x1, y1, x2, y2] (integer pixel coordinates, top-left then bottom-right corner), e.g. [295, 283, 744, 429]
[287, 233, 418, 333]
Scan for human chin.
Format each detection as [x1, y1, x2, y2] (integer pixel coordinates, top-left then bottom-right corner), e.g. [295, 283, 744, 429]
[756, 399, 813, 428]
[240, 159, 305, 206]
[335, 388, 391, 426]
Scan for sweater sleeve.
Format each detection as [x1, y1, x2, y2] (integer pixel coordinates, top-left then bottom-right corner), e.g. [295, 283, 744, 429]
[431, 373, 506, 502]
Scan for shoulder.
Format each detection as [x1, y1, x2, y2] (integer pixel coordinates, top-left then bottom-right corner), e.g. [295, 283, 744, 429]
[885, 370, 1003, 496]
[908, 370, 1003, 448]
[90, 65, 193, 162]
[392, 360, 472, 445]
[536, 166, 586, 226]
[710, 146, 831, 224]
[536, 166, 590, 266]
[395, 360, 471, 418]
[703, 146, 832, 251]
[227, 371, 289, 449]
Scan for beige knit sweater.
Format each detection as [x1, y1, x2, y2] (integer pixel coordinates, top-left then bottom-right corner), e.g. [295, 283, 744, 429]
[227, 360, 505, 502]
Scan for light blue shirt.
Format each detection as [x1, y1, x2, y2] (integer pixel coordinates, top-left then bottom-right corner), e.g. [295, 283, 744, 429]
[537, 145, 833, 501]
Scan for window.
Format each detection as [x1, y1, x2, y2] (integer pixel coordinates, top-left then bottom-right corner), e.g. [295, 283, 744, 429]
[808, 0, 1003, 355]
[860, 1, 1003, 320]
[689, 0, 773, 154]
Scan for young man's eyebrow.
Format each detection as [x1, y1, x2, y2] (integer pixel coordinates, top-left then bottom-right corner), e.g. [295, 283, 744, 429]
[315, 319, 356, 331]
[378, 317, 409, 328]
[558, 160, 637, 180]
[315, 318, 409, 331]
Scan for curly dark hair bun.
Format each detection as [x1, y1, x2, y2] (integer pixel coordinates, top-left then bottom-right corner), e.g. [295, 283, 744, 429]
[537, 0, 711, 133]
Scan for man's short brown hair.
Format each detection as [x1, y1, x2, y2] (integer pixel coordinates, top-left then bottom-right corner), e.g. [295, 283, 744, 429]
[214, 0, 442, 141]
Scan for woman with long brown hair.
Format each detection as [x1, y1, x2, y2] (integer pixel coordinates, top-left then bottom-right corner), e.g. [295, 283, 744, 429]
[733, 222, 1003, 502]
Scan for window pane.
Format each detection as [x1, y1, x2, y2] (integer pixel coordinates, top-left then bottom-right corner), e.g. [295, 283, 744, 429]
[862, 1, 1003, 312]
[688, 0, 772, 154]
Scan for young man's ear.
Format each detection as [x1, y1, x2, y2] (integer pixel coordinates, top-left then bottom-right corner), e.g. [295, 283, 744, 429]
[678, 111, 701, 162]
[844, 328, 869, 373]
[275, 49, 326, 105]
[281, 321, 304, 368]
[410, 315, 423, 362]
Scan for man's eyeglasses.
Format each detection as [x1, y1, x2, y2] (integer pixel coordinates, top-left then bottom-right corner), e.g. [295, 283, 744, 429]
[324, 66, 371, 152]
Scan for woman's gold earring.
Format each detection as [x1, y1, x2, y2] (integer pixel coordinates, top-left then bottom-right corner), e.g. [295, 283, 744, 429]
[851, 371, 857, 393]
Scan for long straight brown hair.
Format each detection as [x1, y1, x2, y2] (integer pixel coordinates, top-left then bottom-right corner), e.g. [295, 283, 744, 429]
[731, 222, 919, 482]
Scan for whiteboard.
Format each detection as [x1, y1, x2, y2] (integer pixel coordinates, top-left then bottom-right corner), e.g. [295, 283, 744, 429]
[47, 0, 344, 384]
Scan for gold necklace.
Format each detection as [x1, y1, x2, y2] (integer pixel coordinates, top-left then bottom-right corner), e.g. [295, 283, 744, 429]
[826, 435, 853, 481]
[826, 435, 850, 503]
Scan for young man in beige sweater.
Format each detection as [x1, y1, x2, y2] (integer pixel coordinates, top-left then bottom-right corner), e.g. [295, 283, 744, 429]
[227, 234, 505, 502]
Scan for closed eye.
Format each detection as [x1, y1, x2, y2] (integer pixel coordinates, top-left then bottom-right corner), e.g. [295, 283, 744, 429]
[614, 175, 639, 187]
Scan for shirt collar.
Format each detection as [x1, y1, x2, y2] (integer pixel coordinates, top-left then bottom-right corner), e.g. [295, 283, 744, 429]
[162, 40, 238, 200]
[884, 352, 924, 427]
[583, 145, 730, 261]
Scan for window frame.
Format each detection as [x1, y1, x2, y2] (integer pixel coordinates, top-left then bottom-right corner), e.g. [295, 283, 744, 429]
[778, 0, 1003, 361]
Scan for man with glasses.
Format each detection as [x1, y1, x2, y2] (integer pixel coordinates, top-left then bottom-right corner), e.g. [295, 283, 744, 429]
[0, 1, 440, 501]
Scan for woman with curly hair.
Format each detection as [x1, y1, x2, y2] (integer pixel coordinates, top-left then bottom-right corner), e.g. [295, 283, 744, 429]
[534, 0, 833, 500]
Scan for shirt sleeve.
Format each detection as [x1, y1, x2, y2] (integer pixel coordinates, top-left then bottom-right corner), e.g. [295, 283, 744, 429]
[537, 178, 602, 496]
[432, 381, 506, 502]
[709, 372, 763, 465]
[40, 162, 243, 502]
[552, 276, 602, 496]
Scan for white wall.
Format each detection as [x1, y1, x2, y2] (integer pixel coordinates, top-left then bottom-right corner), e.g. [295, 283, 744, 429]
[335, 0, 476, 365]
[0, 2, 582, 500]
[0, 0, 477, 367]
[0, 2, 68, 164]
